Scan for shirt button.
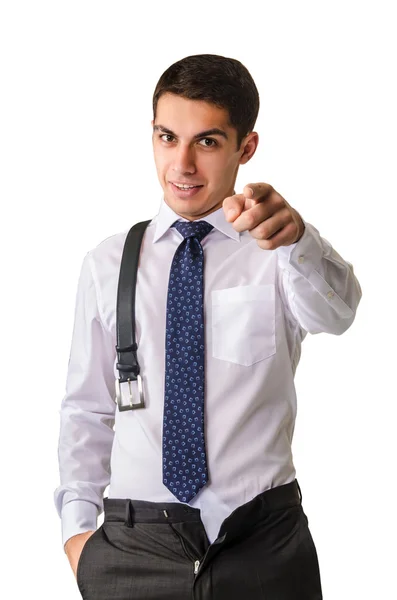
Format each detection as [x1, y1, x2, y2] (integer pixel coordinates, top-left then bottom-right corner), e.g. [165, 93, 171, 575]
[298, 255, 305, 264]
[327, 291, 335, 299]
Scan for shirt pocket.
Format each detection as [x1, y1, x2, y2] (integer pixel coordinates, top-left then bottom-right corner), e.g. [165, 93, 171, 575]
[211, 284, 276, 366]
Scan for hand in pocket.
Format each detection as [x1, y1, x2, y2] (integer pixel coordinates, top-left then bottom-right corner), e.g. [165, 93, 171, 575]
[64, 530, 96, 579]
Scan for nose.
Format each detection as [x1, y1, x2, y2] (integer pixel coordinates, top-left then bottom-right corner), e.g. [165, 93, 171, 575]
[172, 144, 196, 175]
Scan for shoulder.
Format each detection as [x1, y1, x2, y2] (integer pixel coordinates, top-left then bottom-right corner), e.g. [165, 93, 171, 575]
[88, 229, 129, 264]
[88, 219, 153, 266]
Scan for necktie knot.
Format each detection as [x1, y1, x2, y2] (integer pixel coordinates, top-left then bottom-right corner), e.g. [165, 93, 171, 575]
[172, 220, 214, 244]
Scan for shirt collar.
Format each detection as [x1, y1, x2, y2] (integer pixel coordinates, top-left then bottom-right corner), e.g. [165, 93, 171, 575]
[152, 195, 241, 243]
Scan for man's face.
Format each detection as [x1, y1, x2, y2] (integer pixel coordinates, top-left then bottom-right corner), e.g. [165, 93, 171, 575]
[152, 93, 258, 221]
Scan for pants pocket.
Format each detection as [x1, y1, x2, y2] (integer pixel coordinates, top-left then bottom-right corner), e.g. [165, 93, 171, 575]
[76, 526, 103, 593]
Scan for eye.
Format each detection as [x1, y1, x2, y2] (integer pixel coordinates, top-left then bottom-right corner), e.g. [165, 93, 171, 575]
[198, 138, 217, 147]
[160, 134, 175, 143]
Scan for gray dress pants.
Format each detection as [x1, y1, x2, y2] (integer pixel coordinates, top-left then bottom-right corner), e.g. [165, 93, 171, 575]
[76, 479, 323, 599]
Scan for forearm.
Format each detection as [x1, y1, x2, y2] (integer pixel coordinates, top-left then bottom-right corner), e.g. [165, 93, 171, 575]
[55, 405, 115, 546]
[276, 220, 362, 334]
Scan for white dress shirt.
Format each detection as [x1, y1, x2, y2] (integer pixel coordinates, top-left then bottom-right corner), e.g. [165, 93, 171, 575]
[54, 196, 362, 547]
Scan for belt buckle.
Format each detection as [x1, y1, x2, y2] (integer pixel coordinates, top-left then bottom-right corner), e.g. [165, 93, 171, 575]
[115, 375, 145, 411]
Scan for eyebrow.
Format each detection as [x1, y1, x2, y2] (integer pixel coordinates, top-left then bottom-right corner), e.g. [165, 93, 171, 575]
[153, 124, 229, 141]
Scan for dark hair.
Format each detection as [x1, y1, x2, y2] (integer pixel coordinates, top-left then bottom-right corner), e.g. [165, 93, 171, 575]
[152, 54, 260, 150]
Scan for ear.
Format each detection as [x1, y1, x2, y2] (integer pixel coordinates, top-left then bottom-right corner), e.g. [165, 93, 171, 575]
[239, 132, 259, 165]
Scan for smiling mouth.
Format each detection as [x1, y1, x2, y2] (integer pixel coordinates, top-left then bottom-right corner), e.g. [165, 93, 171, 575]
[171, 183, 204, 190]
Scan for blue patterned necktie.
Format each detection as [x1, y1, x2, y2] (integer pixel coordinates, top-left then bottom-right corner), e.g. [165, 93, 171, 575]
[163, 219, 214, 503]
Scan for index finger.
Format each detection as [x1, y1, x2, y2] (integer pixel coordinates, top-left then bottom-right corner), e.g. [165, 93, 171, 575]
[243, 182, 273, 202]
[223, 193, 247, 221]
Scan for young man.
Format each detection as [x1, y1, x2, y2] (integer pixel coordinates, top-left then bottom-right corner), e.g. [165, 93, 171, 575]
[55, 54, 362, 599]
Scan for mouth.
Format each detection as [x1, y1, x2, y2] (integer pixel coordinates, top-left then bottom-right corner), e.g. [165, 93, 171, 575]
[169, 182, 204, 199]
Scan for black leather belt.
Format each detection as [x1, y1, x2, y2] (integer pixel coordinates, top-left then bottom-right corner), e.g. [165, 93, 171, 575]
[115, 219, 151, 411]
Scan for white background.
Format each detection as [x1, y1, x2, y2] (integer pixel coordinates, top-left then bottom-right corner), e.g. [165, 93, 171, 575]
[1, 1, 395, 598]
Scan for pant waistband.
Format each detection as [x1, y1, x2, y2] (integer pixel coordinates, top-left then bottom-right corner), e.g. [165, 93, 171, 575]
[103, 479, 302, 528]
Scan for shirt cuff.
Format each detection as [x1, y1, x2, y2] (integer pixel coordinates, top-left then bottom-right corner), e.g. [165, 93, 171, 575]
[61, 500, 98, 550]
[276, 219, 324, 276]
